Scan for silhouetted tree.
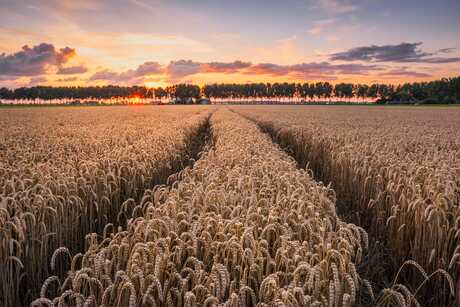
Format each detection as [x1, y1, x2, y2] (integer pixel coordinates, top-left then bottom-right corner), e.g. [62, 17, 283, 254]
[154, 87, 167, 100]
[1, 76, 459, 104]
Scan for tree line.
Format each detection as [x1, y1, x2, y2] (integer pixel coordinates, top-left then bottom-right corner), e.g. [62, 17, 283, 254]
[1, 76, 459, 104]
[0, 85, 152, 100]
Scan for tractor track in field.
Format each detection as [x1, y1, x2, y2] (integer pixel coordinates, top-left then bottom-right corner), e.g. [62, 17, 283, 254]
[233, 109, 396, 307]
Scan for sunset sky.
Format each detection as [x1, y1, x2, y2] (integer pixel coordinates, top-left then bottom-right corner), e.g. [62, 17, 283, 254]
[1, 0, 460, 88]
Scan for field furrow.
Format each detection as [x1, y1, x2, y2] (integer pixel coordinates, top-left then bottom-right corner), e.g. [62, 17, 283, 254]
[235, 105, 460, 306]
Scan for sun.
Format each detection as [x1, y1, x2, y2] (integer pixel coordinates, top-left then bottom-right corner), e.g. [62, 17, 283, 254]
[128, 94, 141, 104]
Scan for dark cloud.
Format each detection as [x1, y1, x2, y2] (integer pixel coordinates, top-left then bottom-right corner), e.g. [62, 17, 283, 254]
[330, 42, 460, 63]
[57, 65, 88, 74]
[166, 60, 201, 79]
[0, 43, 76, 76]
[134, 61, 164, 75]
[330, 42, 428, 62]
[90, 61, 163, 83]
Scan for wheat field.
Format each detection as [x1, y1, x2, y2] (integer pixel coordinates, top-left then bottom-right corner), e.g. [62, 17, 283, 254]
[1, 105, 459, 307]
[234, 105, 460, 306]
[0, 106, 212, 306]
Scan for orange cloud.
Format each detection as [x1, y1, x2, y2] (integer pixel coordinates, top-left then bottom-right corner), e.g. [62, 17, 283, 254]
[0, 43, 76, 78]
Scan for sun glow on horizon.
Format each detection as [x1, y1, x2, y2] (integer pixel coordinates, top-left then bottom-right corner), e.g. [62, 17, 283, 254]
[144, 81, 167, 88]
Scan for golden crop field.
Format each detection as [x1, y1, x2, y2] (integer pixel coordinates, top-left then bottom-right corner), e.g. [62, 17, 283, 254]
[0, 106, 212, 306]
[234, 105, 460, 306]
[1, 105, 459, 307]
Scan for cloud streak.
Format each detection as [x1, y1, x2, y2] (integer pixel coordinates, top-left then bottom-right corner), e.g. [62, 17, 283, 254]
[330, 42, 460, 63]
[57, 65, 88, 74]
[381, 68, 432, 78]
[246, 62, 381, 79]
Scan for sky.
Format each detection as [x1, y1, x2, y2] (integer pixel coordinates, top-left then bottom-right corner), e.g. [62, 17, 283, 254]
[0, 0, 460, 88]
